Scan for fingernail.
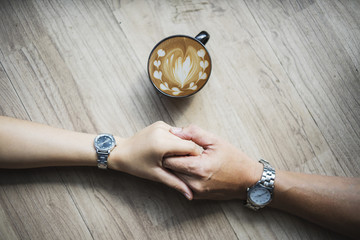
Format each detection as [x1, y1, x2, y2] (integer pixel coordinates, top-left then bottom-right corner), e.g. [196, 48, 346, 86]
[171, 127, 182, 133]
[184, 192, 191, 200]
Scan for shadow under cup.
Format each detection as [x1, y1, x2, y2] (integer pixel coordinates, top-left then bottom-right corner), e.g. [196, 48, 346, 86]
[148, 31, 212, 98]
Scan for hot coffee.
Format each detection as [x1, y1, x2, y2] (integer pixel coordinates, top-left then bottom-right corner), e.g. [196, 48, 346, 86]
[148, 32, 211, 97]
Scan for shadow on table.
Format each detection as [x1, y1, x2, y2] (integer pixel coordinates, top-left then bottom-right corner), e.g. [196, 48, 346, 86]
[0, 167, 222, 229]
[138, 73, 196, 122]
[0, 167, 348, 240]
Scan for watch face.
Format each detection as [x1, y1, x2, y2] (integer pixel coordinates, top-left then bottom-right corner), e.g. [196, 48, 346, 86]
[249, 186, 272, 206]
[94, 134, 115, 151]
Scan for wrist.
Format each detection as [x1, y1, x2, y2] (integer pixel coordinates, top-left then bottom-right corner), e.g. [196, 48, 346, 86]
[64, 131, 98, 167]
[107, 136, 128, 172]
[240, 160, 263, 200]
[268, 170, 290, 209]
[247, 160, 264, 187]
[232, 153, 263, 200]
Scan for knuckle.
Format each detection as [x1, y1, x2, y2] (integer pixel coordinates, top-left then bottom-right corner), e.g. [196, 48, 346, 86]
[153, 121, 167, 128]
[149, 127, 166, 141]
[191, 182, 204, 193]
[198, 168, 208, 179]
[162, 158, 170, 168]
[192, 183, 209, 195]
[187, 161, 199, 173]
[152, 127, 164, 137]
[193, 163, 208, 178]
[187, 124, 200, 133]
[202, 165, 212, 178]
[187, 161, 211, 179]
[149, 123, 170, 140]
[191, 143, 200, 154]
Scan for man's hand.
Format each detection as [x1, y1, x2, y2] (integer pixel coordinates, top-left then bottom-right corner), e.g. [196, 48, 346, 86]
[163, 125, 262, 200]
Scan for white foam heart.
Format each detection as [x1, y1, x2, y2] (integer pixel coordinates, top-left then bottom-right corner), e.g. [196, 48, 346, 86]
[197, 49, 205, 58]
[154, 60, 161, 68]
[160, 82, 170, 90]
[153, 70, 162, 80]
[200, 60, 209, 70]
[199, 71, 207, 80]
[171, 87, 181, 95]
[157, 49, 165, 57]
[188, 82, 197, 90]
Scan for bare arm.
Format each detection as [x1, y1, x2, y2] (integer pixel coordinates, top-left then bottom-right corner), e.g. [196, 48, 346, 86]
[0, 116, 98, 168]
[272, 170, 360, 238]
[163, 125, 360, 238]
[0, 116, 201, 199]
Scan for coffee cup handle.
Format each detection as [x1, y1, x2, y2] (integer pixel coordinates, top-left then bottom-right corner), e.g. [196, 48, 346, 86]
[195, 31, 210, 45]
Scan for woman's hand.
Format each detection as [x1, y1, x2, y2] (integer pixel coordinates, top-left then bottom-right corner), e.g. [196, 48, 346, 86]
[109, 121, 201, 199]
[163, 125, 262, 200]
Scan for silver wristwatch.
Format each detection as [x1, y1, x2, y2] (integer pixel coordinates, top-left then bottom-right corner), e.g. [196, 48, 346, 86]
[244, 159, 276, 210]
[94, 134, 116, 169]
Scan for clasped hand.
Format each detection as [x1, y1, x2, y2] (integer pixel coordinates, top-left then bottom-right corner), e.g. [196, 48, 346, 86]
[110, 121, 261, 201]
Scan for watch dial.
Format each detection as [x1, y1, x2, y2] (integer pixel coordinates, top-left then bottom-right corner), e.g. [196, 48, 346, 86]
[96, 135, 114, 150]
[249, 187, 271, 205]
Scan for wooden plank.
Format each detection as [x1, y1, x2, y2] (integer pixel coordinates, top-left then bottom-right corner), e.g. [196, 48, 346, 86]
[62, 168, 237, 239]
[240, 0, 360, 176]
[0, 52, 29, 240]
[221, 201, 346, 240]
[0, 51, 29, 119]
[0, 0, 46, 60]
[0, 60, 93, 239]
[31, 0, 174, 131]
[0, 169, 93, 240]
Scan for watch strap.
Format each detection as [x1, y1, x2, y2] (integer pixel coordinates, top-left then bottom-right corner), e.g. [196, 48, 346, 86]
[97, 151, 109, 170]
[259, 159, 276, 188]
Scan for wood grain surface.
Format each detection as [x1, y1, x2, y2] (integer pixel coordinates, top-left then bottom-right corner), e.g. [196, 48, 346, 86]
[0, 0, 359, 239]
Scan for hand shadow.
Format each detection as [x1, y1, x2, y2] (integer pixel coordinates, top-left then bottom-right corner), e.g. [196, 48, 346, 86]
[0, 167, 223, 230]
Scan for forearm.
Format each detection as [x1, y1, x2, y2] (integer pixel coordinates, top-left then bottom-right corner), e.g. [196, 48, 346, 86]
[0, 116, 104, 168]
[271, 170, 360, 238]
[0, 117, 197, 198]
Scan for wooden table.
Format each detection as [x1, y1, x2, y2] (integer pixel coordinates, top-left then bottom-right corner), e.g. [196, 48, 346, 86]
[1, 0, 359, 239]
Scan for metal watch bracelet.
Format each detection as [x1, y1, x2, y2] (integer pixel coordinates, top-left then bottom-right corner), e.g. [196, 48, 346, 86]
[97, 151, 109, 169]
[259, 159, 276, 188]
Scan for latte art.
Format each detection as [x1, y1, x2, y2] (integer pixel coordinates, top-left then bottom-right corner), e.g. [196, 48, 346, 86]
[148, 36, 211, 97]
[162, 46, 204, 88]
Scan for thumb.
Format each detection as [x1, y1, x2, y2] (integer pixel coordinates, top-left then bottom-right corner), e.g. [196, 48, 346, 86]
[170, 125, 216, 147]
[155, 168, 193, 200]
